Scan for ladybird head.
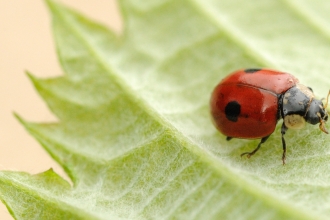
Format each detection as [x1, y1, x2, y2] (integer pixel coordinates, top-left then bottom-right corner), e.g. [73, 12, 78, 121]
[305, 91, 330, 134]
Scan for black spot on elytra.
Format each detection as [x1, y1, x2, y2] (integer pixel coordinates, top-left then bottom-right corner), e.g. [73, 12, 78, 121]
[225, 101, 241, 122]
[244, 68, 262, 73]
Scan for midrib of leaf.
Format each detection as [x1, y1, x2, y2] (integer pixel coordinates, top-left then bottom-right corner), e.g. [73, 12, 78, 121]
[49, 1, 317, 219]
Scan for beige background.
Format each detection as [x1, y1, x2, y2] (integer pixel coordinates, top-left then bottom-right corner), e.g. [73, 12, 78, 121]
[0, 1, 121, 219]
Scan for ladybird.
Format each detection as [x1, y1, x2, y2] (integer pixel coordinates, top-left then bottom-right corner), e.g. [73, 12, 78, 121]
[210, 68, 330, 164]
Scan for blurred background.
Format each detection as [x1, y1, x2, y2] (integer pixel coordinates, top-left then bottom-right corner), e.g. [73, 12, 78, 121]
[0, 1, 121, 219]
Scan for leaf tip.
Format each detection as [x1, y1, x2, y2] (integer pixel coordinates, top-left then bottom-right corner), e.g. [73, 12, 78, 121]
[25, 70, 37, 82]
[44, 0, 56, 10]
[13, 113, 35, 133]
[25, 71, 45, 94]
[13, 113, 27, 126]
[25, 70, 35, 80]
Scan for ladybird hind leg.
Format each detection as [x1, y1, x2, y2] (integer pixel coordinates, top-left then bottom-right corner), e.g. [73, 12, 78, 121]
[241, 135, 270, 159]
[226, 137, 233, 141]
[281, 123, 288, 165]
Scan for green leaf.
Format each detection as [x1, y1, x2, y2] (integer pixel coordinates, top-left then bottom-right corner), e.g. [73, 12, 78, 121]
[2, 0, 330, 219]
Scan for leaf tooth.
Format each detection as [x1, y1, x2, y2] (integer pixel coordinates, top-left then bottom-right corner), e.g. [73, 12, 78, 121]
[0, 171, 99, 220]
[13, 116, 76, 182]
[46, 0, 120, 80]
[26, 72, 98, 120]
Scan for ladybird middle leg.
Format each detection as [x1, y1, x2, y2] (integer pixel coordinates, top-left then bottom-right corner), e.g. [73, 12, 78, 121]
[240, 135, 270, 159]
[281, 123, 288, 165]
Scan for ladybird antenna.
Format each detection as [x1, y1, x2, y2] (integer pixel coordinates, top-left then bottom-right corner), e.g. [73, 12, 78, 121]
[319, 121, 328, 134]
[324, 90, 330, 109]
[318, 112, 329, 134]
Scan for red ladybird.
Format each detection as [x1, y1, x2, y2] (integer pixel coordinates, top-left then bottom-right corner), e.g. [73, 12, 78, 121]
[210, 68, 329, 164]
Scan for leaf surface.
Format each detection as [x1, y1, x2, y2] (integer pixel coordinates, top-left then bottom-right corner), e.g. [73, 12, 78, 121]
[2, 0, 330, 219]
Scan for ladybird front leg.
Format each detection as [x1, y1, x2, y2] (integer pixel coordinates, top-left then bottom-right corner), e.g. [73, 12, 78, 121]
[241, 135, 270, 159]
[281, 123, 288, 165]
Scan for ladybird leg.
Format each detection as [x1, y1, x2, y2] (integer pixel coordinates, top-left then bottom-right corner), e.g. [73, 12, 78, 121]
[240, 135, 270, 159]
[226, 137, 233, 141]
[281, 123, 288, 165]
